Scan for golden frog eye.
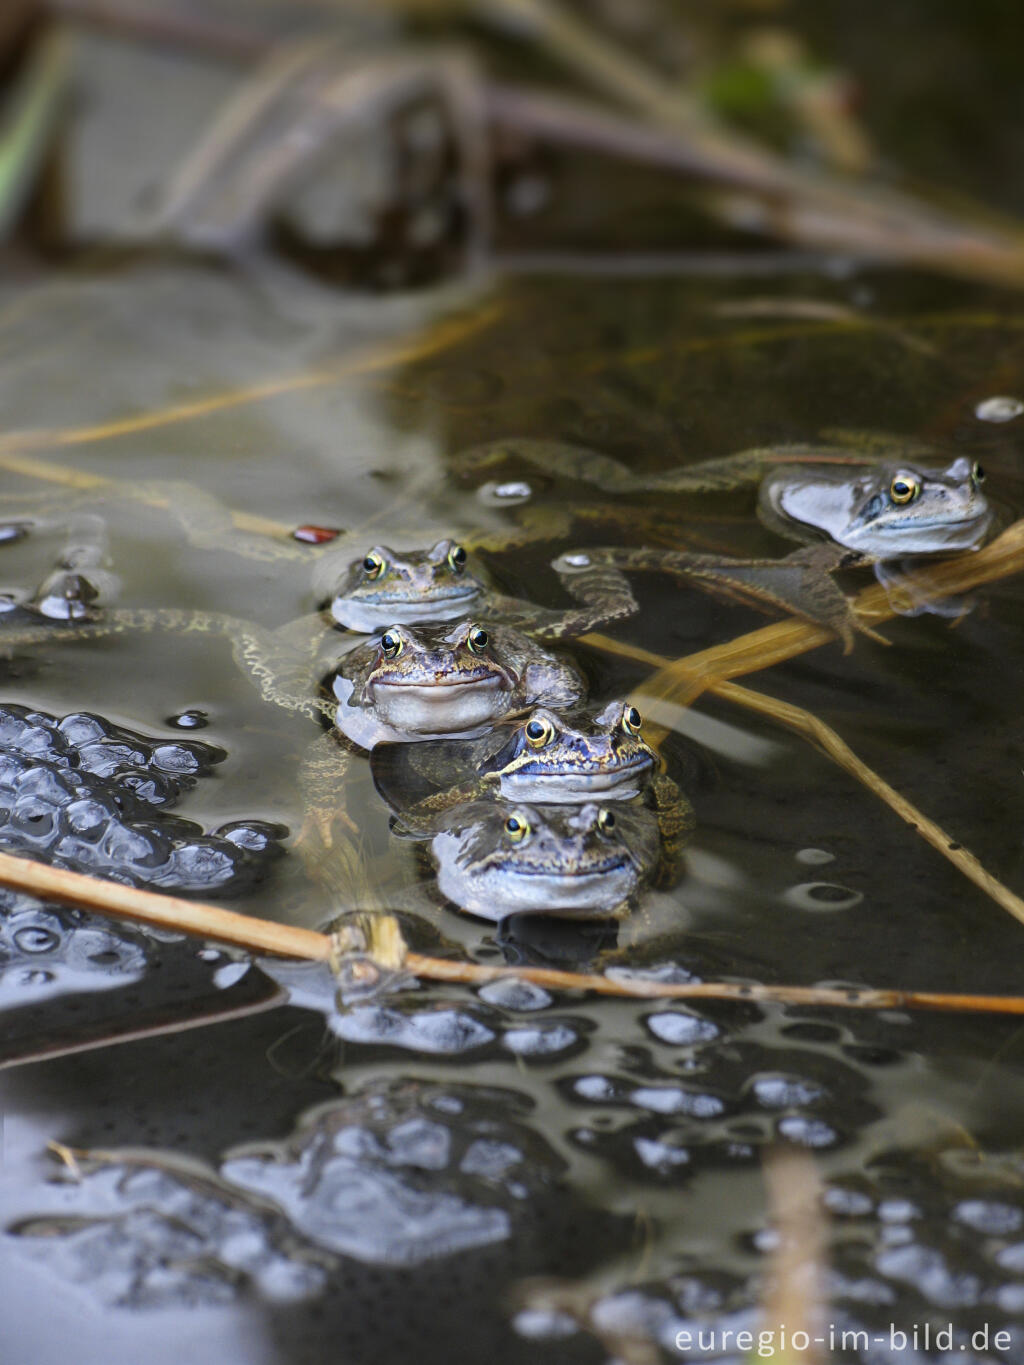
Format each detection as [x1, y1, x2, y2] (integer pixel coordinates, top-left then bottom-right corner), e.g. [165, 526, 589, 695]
[524, 716, 554, 749]
[622, 705, 643, 736]
[467, 625, 489, 654]
[504, 812, 530, 842]
[889, 476, 919, 505]
[597, 808, 617, 835]
[447, 543, 468, 573]
[380, 630, 403, 659]
[972, 461, 985, 485]
[362, 551, 386, 580]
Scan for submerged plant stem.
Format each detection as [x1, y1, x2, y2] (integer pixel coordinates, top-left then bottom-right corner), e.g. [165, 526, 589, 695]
[0, 849, 1021, 1014]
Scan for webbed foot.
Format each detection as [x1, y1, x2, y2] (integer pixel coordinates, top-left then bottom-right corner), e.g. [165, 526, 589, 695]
[575, 543, 886, 651]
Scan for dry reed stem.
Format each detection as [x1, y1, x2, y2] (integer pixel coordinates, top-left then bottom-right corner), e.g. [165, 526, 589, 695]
[760, 1148, 826, 1365]
[0, 850, 1021, 1014]
[713, 678, 1024, 929]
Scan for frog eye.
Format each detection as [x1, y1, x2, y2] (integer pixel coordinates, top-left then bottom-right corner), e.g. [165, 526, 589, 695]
[362, 551, 386, 579]
[380, 630, 404, 659]
[889, 475, 919, 505]
[621, 705, 643, 736]
[597, 809, 616, 834]
[467, 626, 490, 654]
[972, 461, 986, 485]
[447, 544, 468, 573]
[504, 812, 530, 842]
[524, 716, 554, 749]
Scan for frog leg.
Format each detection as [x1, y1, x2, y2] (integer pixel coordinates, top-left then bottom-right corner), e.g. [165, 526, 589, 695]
[483, 560, 637, 639]
[0, 605, 333, 721]
[115, 480, 317, 565]
[872, 559, 973, 621]
[648, 773, 695, 889]
[293, 731, 356, 872]
[574, 544, 884, 651]
[454, 437, 877, 495]
[387, 776, 492, 838]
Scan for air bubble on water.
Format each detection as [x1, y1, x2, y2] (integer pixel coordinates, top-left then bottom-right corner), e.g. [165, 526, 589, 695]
[751, 1226, 781, 1253]
[975, 395, 1024, 422]
[574, 1074, 616, 1102]
[751, 1074, 824, 1108]
[213, 961, 251, 990]
[952, 1199, 1022, 1234]
[502, 1023, 577, 1056]
[645, 1010, 720, 1046]
[167, 709, 209, 730]
[554, 551, 592, 572]
[776, 1116, 837, 1148]
[478, 977, 552, 1011]
[477, 480, 532, 507]
[783, 881, 863, 911]
[634, 1137, 691, 1173]
[630, 1086, 724, 1118]
[796, 847, 834, 866]
[823, 1186, 873, 1217]
[512, 1309, 578, 1340]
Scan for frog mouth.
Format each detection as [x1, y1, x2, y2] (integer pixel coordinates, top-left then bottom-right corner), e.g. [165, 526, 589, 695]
[511, 856, 632, 878]
[373, 674, 506, 695]
[519, 753, 650, 777]
[500, 758, 651, 801]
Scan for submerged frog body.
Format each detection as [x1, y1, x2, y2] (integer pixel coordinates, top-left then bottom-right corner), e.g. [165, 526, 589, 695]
[327, 619, 584, 749]
[431, 799, 660, 921]
[460, 437, 994, 645]
[324, 536, 636, 639]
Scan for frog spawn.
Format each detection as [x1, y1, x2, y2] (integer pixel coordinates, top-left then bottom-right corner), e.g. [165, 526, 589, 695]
[9, 1079, 579, 1300]
[0, 889, 148, 1006]
[0, 703, 284, 894]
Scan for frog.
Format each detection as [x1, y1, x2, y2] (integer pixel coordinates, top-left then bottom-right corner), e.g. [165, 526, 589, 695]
[322, 536, 637, 639]
[429, 798, 661, 922]
[370, 699, 695, 885]
[454, 436, 994, 646]
[326, 619, 585, 750]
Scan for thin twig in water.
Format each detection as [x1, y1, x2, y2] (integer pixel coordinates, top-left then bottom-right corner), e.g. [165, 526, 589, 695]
[0, 851, 1020, 1014]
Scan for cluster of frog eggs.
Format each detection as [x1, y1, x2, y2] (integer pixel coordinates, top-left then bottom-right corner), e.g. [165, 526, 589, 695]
[0, 704, 284, 894]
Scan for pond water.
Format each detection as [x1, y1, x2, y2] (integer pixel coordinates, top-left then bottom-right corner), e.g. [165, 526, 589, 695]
[2, 5, 1024, 1363]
